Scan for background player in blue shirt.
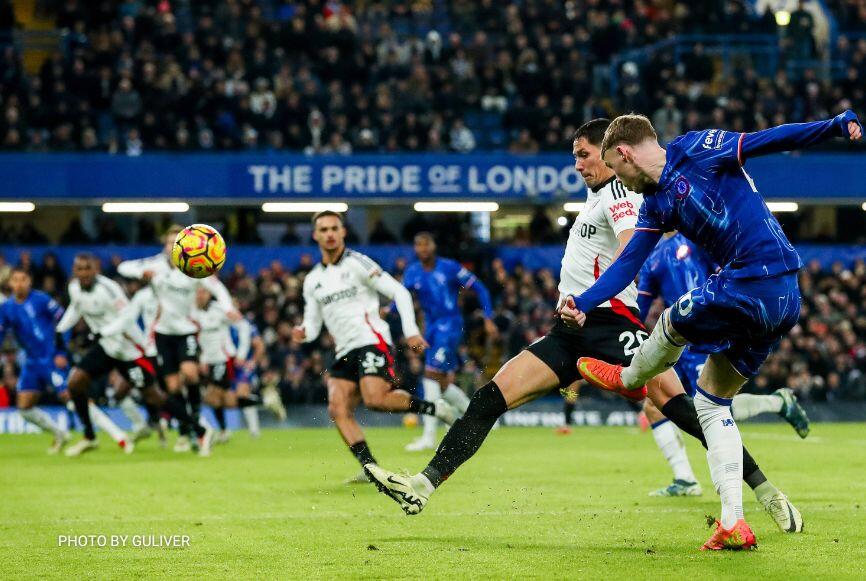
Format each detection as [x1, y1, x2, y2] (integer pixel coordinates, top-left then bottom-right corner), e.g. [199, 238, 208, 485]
[565, 110, 862, 550]
[637, 233, 811, 498]
[402, 232, 496, 451]
[0, 268, 70, 453]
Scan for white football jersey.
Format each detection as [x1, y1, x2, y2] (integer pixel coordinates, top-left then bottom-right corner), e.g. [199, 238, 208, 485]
[302, 249, 420, 359]
[57, 275, 148, 362]
[131, 286, 159, 357]
[117, 253, 233, 335]
[193, 300, 252, 365]
[559, 177, 643, 310]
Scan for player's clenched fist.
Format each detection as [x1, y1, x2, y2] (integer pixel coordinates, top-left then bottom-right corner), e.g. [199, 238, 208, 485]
[291, 325, 306, 343]
[559, 295, 587, 328]
[406, 335, 429, 351]
[848, 119, 862, 141]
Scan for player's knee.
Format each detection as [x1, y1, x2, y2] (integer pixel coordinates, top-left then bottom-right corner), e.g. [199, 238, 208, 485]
[661, 308, 687, 344]
[464, 381, 507, 421]
[67, 369, 89, 394]
[143, 387, 166, 408]
[327, 398, 351, 421]
[361, 390, 388, 411]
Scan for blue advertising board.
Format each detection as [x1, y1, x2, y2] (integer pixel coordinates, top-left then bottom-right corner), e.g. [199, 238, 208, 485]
[0, 153, 584, 200]
[0, 151, 863, 201]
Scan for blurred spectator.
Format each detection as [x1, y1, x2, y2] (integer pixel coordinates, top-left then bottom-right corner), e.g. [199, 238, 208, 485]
[789, 1, 816, 60]
[369, 219, 398, 244]
[449, 118, 476, 153]
[0, 1, 863, 154]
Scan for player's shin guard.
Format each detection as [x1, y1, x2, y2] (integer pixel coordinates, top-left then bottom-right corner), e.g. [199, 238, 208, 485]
[20, 407, 64, 438]
[238, 396, 260, 435]
[213, 406, 227, 431]
[69, 391, 96, 440]
[88, 403, 127, 443]
[119, 396, 147, 432]
[731, 393, 783, 421]
[186, 382, 202, 421]
[421, 378, 442, 441]
[661, 393, 765, 490]
[443, 383, 470, 414]
[621, 311, 686, 389]
[651, 419, 697, 483]
[694, 389, 744, 529]
[165, 392, 203, 437]
[349, 440, 377, 467]
[421, 381, 507, 488]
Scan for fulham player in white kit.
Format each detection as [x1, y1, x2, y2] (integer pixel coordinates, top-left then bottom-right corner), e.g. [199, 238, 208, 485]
[366, 119, 654, 511]
[117, 226, 233, 453]
[193, 286, 252, 442]
[293, 211, 459, 481]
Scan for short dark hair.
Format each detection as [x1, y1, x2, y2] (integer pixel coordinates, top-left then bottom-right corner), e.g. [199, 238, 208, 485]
[311, 210, 344, 227]
[74, 252, 98, 264]
[572, 118, 611, 147]
[10, 266, 30, 277]
[414, 231, 435, 243]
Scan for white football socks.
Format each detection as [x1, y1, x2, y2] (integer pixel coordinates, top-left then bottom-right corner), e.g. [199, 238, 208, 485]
[443, 383, 470, 414]
[651, 420, 697, 483]
[20, 407, 65, 438]
[421, 378, 441, 442]
[694, 390, 744, 529]
[731, 393, 783, 421]
[243, 406, 260, 436]
[119, 396, 147, 432]
[621, 312, 686, 389]
[88, 402, 127, 442]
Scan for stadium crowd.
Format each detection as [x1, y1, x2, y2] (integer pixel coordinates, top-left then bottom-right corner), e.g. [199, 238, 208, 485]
[0, 0, 864, 153]
[2, 247, 865, 408]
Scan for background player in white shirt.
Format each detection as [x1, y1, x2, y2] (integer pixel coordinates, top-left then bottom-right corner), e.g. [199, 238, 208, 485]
[57, 254, 147, 456]
[194, 286, 252, 443]
[117, 226, 232, 453]
[292, 211, 459, 482]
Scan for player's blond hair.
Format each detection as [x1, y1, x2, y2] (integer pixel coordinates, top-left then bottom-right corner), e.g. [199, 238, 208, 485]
[600, 114, 658, 157]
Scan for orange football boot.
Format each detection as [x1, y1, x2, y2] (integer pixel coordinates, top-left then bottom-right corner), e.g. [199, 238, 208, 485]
[577, 357, 647, 403]
[701, 519, 757, 551]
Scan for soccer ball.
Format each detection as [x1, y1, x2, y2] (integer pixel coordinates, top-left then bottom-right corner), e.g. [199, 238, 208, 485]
[171, 224, 227, 278]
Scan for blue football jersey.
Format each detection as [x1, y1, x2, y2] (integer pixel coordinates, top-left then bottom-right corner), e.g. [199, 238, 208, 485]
[636, 128, 802, 279]
[637, 233, 716, 316]
[0, 290, 64, 360]
[403, 258, 493, 323]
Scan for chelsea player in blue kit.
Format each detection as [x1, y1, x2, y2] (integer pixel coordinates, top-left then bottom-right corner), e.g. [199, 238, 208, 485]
[0, 268, 70, 453]
[402, 233, 496, 451]
[567, 110, 862, 550]
[637, 233, 811, 498]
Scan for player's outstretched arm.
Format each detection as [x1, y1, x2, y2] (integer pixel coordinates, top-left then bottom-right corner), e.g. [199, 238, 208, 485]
[372, 271, 422, 340]
[740, 109, 862, 162]
[55, 301, 81, 334]
[572, 229, 662, 315]
[455, 265, 494, 319]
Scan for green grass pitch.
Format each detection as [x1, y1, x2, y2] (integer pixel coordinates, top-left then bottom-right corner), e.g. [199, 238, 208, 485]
[2, 423, 865, 579]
